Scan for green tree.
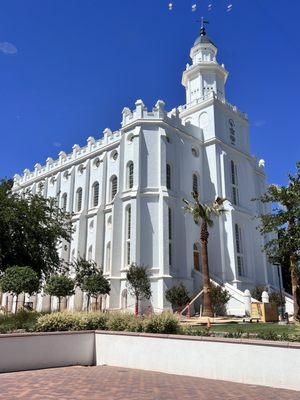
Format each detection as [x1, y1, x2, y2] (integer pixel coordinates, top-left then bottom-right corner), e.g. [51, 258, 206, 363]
[0, 266, 40, 313]
[210, 285, 231, 316]
[81, 273, 110, 311]
[0, 179, 73, 277]
[255, 163, 300, 321]
[73, 257, 99, 287]
[165, 284, 190, 311]
[44, 275, 75, 311]
[126, 264, 151, 315]
[183, 193, 227, 317]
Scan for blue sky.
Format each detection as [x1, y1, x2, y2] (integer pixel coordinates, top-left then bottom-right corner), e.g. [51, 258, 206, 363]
[0, 0, 299, 185]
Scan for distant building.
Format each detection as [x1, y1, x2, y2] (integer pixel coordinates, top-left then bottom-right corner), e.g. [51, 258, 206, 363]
[5, 27, 281, 315]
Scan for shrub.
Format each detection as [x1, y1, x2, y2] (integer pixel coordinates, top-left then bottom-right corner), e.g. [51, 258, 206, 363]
[36, 312, 83, 332]
[250, 286, 267, 302]
[80, 313, 109, 330]
[269, 291, 285, 307]
[210, 285, 231, 316]
[143, 312, 180, 334]
[44, 275, 75, 311]
[181, 326, 210, 336]
[165, 284, 190, 311]
[107, 313, 143, 332]
[0, 310, 40, 333]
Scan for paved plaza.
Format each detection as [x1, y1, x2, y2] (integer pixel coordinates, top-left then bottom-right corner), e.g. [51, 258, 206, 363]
[0, 365, 299, 399]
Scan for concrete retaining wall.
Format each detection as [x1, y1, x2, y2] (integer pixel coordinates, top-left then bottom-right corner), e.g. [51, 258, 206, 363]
[95, 331, 300, 391]
[0, 331, 95, 373]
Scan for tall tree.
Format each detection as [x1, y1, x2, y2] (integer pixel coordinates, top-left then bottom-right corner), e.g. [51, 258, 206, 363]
[126, 264, 151, 315]
[73, 257, 100, 287]
[255, 163, 300, 321]
[183, 194, 227, 317]
[0, 179, 73, 278]
[0, 266, 40, 313]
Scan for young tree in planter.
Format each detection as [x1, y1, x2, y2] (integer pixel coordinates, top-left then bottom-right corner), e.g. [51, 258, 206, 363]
[72, 257, 99, 287]
[0, 266, 40, 313]
[165, 284, 190, 312]
[183, 194, 227, 317]
[255, 163, 300, 321]
[81, 273, 110, 311]
[126, 264, 151, 316]
[44, 275, 75, 311]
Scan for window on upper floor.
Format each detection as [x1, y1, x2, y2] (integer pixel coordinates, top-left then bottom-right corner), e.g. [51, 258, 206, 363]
[230, 160, 239, 205]
[235, 223, 245, 277]
[105, 242, 111, 273]
[166, 164, 171, 190]
[229, 119, 236, 146]
[92, 182, 99, 207]
[88, 245, 93, 261]
[127, 161, 134, 189]
[192, 173, 198, 195]
[76, 188, 83, 212]
[111, 176, 118, 200]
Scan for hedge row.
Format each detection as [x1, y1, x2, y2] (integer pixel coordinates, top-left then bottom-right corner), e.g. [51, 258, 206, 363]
[36, 311, 180, 334]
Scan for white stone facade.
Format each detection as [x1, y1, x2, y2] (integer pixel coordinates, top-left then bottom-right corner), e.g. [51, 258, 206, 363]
[5, 30, 281, 314]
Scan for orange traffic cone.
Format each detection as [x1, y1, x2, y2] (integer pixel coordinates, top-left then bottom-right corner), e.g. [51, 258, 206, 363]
[207, 318, 211, 329]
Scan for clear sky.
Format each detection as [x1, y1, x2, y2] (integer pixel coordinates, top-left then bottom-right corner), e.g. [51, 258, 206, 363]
[0, 0, 299, 185]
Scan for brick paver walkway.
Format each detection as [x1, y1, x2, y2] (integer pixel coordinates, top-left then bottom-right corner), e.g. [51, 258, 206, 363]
[0, 365, 298, 399]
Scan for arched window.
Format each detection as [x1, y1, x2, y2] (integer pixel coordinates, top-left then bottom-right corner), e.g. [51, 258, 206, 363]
[193, 243, 201, 271]
[76, 188, 83, 212]
[111, 176, 118, 200]
[192, 173, 198, 195]
[92, 182, 99, 207]
[88, 245, 93, 261]
[168, 207, 172, 266]
[127, 161, 134, 189]
[105, 242, 111, 273]
[61, 193, 67, 212]
[230, 160, 239, 205]
[166, 164, 171, 189]
[125, 206, 131, 265]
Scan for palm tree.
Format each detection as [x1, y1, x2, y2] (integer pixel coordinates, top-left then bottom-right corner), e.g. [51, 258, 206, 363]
[183, 193, 227, 317]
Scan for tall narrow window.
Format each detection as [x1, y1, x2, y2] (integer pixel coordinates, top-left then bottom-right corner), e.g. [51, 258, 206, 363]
[235, 223, 245, 276]
[105, 242, 111, 273]
[88, 245, 93, 261]
[92, 182, 99, 207]
[166, 164, 171, 189]
[229, 119, 236, 145]
[230, 160, 239, 205]
[127, 162, 134, 189]
[62, 193, 67, 212]
[168, 207, 172, 266]
[192, 173, 198, 195]
[193, 243, 201, 271]
[111, 176, 118, 200]
[125, 206, 131, 265]
[76, 188, 83, 212]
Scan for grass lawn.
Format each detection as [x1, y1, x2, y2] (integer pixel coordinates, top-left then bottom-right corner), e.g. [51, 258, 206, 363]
[210, 322, 300, 336]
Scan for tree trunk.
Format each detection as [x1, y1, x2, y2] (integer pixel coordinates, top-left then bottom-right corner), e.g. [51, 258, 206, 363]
[58, 297, 61, 312]
[290, 254, 300, 322]
[15, 294, 18, 314]
[87, 295, 90, 312]
[135, 297, 139, 316]
[200, 220, 214, 317]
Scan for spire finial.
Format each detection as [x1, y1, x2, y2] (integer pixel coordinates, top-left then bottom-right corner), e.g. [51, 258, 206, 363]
[200, 17, 209, 36]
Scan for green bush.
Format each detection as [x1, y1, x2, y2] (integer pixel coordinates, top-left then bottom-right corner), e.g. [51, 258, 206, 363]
[165, 284, 190, 311]
[79, 313, 109, 330]
[37, 312, 83, 332]
[181, 326, 210, 336]
[0, 309, 40, 333]
[269, 291, 285, 307]
[250, 286, 267, 302]
[107, 312, 143, 332]
[143, 312, 180, 334]
[210, 285, 231, 316]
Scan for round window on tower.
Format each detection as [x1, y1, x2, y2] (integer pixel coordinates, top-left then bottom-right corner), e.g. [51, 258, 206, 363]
[93, 157, 101, 168]
[191, 147, 199, 157]
[110, 150, 118, 161]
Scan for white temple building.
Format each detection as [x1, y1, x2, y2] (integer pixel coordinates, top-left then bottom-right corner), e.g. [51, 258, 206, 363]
[6, 26, 285, 315]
